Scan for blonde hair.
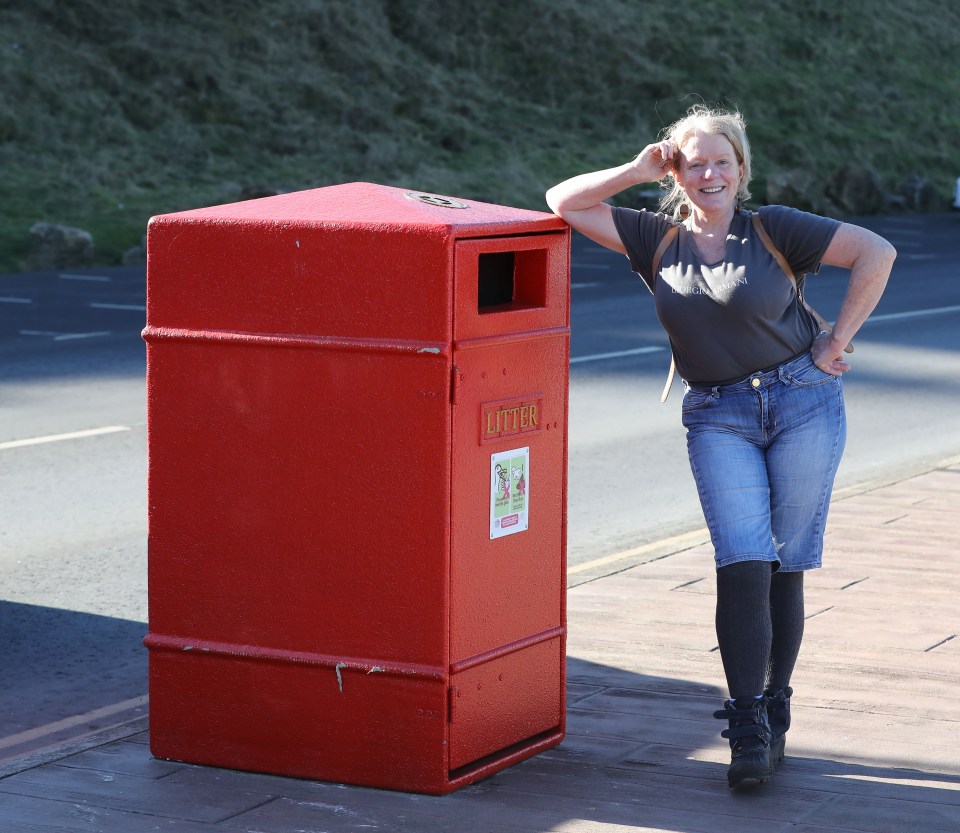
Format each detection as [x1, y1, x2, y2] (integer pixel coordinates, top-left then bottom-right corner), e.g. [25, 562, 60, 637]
[658, 105, 752, 220]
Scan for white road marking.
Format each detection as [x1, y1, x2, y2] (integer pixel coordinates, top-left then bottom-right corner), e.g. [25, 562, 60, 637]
[0, 296, 32, 304]
[20, 330, 112, 341]
[865, 304, 960, 324]
[571, 282, 601, 289]
[59, 273, 111, 282]
[90, 302, 146, 311]
[570, 345, 665, 364]
[0, 425, 130, 451]
[55, 331, 113, 341]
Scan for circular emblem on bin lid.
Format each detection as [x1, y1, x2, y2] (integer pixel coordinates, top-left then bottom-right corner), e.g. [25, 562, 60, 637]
[404, 191, 469, 209]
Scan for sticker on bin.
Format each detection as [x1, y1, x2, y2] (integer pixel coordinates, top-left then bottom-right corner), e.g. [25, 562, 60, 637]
[490, 447, 529, 539]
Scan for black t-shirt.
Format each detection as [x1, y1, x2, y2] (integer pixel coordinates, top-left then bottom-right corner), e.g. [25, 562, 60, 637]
[612, 205, 842, 384]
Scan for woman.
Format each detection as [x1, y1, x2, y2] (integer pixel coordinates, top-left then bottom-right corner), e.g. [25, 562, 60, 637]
[546, 106, 896, 789]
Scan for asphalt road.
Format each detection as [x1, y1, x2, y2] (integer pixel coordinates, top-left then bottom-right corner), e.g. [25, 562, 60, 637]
[1, 212, 959, 758]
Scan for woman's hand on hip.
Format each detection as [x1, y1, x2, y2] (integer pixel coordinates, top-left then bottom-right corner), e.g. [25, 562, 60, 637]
[812, 332, 851, 376]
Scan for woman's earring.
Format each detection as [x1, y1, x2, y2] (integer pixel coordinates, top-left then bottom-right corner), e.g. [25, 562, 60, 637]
[679, 202, 690, 221]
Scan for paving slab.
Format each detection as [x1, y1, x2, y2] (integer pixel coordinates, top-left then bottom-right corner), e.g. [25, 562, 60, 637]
[1, 462, 958, 832]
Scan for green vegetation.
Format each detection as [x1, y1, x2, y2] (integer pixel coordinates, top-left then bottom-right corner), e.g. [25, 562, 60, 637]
[2, 0, 958, 270]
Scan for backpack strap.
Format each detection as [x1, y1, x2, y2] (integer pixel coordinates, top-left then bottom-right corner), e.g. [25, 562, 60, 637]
[650, 225, 680, 290]
[751, 213, 853, 354]
[650, 225, 680, 402]
[660, 352, 677, 403]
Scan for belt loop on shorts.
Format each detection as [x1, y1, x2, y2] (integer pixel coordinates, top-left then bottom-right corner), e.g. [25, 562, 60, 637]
[684, 381, 721, 397]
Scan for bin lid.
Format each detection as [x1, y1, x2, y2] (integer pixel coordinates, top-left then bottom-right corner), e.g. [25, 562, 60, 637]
[155, 182, 566, 239]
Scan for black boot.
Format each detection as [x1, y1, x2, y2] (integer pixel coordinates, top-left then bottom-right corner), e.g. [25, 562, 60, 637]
[713, 696, 773, 789]
[764, 685, 793, 768]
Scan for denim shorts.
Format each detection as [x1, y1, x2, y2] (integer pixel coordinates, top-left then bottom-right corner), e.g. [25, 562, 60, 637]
[681, 352, 846, 572]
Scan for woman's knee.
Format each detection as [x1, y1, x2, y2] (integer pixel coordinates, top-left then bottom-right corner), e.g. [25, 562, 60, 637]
[717, 559, 773, 592]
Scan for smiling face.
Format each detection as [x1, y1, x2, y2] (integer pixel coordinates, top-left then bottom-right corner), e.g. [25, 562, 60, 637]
[674, 131, 745, 220]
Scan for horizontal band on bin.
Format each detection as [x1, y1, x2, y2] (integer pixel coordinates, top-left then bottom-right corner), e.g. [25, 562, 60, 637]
[143, 633, 446, 681]
[141, 325, 449, 357]
[453, 326, 570, 352]
[449, 625, 566, 674]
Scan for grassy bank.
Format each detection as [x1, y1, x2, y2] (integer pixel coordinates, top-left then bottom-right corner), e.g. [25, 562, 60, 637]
[1, 0, 958, 270]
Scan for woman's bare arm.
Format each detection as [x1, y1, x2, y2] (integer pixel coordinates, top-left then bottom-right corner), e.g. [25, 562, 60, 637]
[812, 223, 897, 375]
[545, 141, 677, 252]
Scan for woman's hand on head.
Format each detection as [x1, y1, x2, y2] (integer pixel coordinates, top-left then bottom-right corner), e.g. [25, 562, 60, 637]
[544, 143, 679, 253]
[630, 141, 678, 183]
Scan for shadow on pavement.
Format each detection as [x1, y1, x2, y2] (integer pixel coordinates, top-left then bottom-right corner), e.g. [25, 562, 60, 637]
[18, 655, 948, 833]
[0, 601, 146, 754]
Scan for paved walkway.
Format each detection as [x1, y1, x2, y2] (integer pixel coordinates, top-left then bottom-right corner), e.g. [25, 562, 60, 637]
[2, 460, 959, 832]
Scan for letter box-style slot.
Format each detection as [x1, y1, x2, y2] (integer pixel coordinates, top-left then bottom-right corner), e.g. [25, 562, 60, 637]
[478, 248, 548, 312]
[143, 182, 569, 796]
[455, 234, 567, 341]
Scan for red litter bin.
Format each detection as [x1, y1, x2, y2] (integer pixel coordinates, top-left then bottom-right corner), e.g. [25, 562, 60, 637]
[142, 183, 570, 794]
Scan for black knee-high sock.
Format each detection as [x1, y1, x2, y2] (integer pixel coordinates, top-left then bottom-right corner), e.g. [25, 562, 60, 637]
[767, 570, 805, 690]
[715, 561, 772, 700]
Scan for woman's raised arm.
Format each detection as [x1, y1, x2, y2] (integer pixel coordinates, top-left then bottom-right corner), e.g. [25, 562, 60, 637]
[545, 141, 677, 253]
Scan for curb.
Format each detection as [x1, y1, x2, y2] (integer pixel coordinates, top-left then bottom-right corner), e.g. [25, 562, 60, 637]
[0, 715, 149, 780]
[568, 450, 960, 588]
